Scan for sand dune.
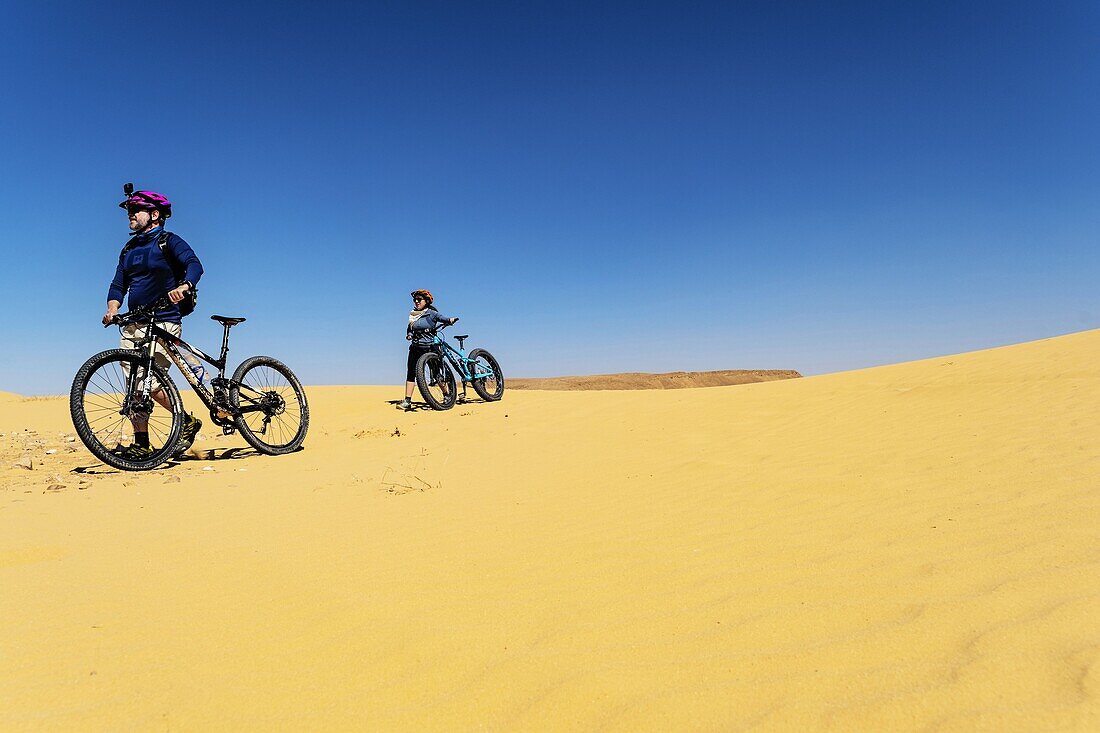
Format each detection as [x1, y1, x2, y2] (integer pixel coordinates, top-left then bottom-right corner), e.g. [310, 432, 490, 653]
[509, 369, 801, 390]
[1, 331, 1098, 730]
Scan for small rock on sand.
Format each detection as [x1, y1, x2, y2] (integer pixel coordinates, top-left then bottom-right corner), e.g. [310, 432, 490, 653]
[13, 454, 32, 470]
[164, 476, 181, 484]
[46, 484, 65, 491]
[45, 449, 58, 455]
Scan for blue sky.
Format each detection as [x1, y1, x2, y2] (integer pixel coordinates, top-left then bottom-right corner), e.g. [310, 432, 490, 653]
[1, 1, 1097, 394]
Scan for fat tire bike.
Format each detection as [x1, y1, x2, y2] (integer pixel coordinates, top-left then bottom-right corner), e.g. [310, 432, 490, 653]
[71, 296, 309, 471]
[415, 322, 504, 410]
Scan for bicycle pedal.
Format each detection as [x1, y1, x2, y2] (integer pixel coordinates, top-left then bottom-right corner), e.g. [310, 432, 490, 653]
[222, 426, 236, 436]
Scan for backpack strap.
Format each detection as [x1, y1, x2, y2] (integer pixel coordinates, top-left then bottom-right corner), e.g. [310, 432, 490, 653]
[156, 230, 188, 283]
[119, 230, 177, 265]
[156, 230, 198, 316]
[157, 230, 175, 266]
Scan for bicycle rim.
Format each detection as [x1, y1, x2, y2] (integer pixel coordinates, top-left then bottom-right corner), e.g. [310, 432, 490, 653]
[469, 349, 504, 401]
[231, 357, 308, 453]
[417, 353, 456, 409]
[71, 350, 183, 470]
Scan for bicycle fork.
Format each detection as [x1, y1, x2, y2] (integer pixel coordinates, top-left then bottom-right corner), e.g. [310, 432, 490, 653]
[434, 356, 469, 402]
[121, 359, 156, 421]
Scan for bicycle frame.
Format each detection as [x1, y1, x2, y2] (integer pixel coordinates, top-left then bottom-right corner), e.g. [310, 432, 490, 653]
[427, 330, 494, 383]
[122, 316, 269, 428]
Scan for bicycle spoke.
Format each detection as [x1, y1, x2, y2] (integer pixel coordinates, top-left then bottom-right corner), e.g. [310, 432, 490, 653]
[418, 354, 455, 408]
[232, 359, 307, 452]
[271, 411, 295, 439]
[90, 372, 120, 398]
[74, 352, 182, 468]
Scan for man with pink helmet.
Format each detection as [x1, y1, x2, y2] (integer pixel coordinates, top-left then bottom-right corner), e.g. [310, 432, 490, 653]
[104, 184, 205, 460]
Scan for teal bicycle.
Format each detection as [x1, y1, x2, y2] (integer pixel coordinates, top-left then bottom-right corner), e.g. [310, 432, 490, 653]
[416, 323, 504, 410]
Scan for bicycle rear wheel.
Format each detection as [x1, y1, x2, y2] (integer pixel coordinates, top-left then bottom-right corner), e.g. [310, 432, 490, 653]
[415, 351, 457, 410]
[70, 349, 183, 471]
[230, 356, 309, 455]
[467, 348, 504, 401]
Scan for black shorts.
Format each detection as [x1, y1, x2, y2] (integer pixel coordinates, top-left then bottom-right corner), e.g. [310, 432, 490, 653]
[406, 344, 437, 382]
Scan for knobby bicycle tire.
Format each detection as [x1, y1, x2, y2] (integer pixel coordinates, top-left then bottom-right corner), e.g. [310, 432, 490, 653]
[230, 355, 310, 455]
[415, 351, 457, 410]
[70, 349, 184, 471]
[467, 348, 504, 402]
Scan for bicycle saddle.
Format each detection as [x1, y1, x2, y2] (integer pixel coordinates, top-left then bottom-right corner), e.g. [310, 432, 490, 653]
[210, 315, 247, 326]
[455, 334, 470, 347]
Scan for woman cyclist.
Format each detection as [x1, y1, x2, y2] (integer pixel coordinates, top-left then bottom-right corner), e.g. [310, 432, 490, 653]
[399, 289, 457, 411]
[104, 188, 204, 459]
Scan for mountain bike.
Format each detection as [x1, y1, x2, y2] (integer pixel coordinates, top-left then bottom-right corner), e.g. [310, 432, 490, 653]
[70, 295, 309, 471]
[415, 323, 504, 410]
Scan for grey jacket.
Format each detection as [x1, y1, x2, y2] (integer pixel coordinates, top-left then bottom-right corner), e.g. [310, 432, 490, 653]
[407, 308, 454, 347]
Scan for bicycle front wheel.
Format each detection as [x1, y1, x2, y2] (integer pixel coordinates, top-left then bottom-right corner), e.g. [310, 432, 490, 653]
[415, 351, 457, 410]
[467, 348, 504, 401]
[230, 356, 310, 455]
[70, 349, 184, 471]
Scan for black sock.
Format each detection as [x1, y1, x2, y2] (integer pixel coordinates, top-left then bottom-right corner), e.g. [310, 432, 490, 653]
[135, 431, 149, 448]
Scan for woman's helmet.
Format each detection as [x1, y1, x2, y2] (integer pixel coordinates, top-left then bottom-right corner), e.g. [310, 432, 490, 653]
[410, 289, 434, 306]
[119, 189, 172, 218]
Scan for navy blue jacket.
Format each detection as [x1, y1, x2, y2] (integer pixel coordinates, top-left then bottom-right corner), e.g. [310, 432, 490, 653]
[107, 227, 203, 324]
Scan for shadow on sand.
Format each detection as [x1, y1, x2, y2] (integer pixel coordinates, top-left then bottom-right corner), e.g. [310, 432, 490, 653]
[386, 395, 491, 412]
[71, 445, 269, 475]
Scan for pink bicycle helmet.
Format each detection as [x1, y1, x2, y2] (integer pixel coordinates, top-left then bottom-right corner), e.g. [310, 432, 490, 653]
[119, 189, 172, 218]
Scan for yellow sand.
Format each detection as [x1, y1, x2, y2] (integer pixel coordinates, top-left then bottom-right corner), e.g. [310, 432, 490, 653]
[1, 331, 1098, 731]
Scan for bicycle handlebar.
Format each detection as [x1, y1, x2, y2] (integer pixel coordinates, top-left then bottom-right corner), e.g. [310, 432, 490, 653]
[427, 317, 460, 337]
[105, 295, 174, 328]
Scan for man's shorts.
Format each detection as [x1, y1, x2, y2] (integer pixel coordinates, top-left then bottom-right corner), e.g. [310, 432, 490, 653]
[120, 322, 182, 380]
